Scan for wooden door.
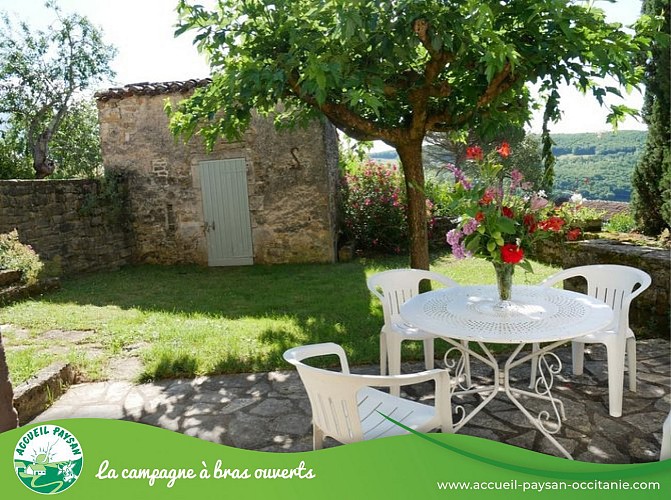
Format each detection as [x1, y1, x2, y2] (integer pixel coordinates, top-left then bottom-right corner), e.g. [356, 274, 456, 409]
[199, 159, 253, 266]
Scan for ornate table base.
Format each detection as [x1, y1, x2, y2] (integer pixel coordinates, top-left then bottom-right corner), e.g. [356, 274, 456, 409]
[443, 338, 573, 460]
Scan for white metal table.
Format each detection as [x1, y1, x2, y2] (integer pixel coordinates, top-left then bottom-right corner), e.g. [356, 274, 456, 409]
[400, 285, 613, 459]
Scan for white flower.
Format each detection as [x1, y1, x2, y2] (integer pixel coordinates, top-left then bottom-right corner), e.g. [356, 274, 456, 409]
[570, 193, 584, 204]
[537, 190, 547, 198]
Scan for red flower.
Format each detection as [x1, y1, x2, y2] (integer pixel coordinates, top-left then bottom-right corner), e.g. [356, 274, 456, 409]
[500, 244, 524, 264]
[501, 206, 514, 219]
[523, 214, 537, 233]
[479, 188, 496, 205]
[497, 142, 511, 158]
[466, 145, 484, 161]
[538, 216, 566, 232]
[475, 211, 485, 222]
[567, 228, 582, 241]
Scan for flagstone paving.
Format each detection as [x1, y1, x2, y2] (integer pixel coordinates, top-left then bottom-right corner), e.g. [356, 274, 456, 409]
[31, 339, 670, 463]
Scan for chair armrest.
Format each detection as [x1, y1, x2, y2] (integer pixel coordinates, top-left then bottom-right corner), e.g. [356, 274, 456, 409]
[354, 368, 453, 433]
[422, 270, 459, 289]
[349, 368, 449, 389]
[389, 322, 421, 336]
[283, 342, 350, 373]
[540, 268, 583, 288]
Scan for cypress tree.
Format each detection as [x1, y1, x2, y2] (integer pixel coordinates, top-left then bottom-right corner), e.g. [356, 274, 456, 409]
[632, 0, 670, 235]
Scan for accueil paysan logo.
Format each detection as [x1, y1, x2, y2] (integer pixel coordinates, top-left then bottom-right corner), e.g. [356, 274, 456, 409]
[13, 424, 83, 494]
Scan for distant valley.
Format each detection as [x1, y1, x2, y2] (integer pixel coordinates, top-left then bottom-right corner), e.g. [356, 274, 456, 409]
[368, 130, 647, 202]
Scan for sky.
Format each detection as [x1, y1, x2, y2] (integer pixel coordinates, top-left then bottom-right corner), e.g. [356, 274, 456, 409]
[0, 0, 647, 137]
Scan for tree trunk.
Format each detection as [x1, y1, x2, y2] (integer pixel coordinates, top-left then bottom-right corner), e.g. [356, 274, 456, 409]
[0, 334, 19, 432]
[32, 132, 55, 179]
[397, 140, 430, 270]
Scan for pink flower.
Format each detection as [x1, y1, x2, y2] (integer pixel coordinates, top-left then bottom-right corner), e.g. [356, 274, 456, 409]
[530, 195, 549, 211]
[510, 169, 524, 190]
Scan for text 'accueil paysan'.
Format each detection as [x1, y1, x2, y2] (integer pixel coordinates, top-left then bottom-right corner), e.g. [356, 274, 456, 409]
[13, 424, 83, 494]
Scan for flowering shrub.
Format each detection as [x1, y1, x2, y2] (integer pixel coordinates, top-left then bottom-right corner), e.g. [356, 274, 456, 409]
[555, 194, 607, 233]
[340, 160, 409, 253]
[444, 143, 578, 271]
[0, 230, 43, 283]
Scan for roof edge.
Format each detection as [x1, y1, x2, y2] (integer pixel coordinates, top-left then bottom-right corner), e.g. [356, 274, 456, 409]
[95, 79, 212, 101]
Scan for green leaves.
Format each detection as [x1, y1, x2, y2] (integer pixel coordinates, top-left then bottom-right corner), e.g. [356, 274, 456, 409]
[0, 4, 115, 177]
[496, 217, 517, 235]
[170, 0, 650, 148]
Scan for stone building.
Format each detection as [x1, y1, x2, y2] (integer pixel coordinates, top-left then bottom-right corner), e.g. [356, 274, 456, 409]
[95, 80, 339, 266]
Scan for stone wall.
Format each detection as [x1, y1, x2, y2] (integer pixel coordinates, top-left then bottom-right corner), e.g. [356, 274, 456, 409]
[534, 239, 670, 338]
[0, 180, 132, 275]
[96, 81, 339, 266]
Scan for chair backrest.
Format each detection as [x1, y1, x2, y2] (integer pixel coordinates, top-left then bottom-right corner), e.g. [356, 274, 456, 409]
[367, 269, 458, 329]
[283, 343, 373, 444]
[541, 265, 651, 332]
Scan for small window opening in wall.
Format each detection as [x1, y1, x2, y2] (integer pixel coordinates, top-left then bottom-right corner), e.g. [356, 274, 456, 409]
[166, 203, 176, 232]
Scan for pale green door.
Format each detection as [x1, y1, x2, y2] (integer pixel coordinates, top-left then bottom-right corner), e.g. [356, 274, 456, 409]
[199, 159, 253, 266]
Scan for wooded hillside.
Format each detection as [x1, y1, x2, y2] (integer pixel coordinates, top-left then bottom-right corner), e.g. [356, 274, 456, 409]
[547, 130, 646, 201]
[368, 130, 647, 202]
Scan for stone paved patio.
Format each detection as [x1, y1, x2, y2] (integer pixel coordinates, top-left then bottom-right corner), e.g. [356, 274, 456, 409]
[32, 339, 670, 463]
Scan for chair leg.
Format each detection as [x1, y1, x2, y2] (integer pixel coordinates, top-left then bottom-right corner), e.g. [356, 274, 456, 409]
[461, 340, 472, 387]
[626, 336, 637, 392]
[572, 341, 585, 376]
[605, 342, 626, 418]
[529, 342, 540, 389]
[380, 332, 388, 376]
[423, 338, 435, 370]
[313, 425, 324, 450]
[387, 337, 402, 397]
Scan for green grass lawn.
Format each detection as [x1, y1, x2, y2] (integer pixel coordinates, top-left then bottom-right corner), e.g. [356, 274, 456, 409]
[0, 252, 558, 385]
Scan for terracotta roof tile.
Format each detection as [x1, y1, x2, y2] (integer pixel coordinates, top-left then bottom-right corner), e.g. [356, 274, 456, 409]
[95, 79, 212, 101]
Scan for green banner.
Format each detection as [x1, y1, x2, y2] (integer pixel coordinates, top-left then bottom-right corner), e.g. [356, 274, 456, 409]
[1, 419, 669, 499]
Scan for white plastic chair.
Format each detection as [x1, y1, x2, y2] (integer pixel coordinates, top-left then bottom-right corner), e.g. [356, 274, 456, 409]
[283, 342, 453, 449]
[367, 269, 471, 395]
[661, 410, 671, 461]
[530, 264, 651, 417]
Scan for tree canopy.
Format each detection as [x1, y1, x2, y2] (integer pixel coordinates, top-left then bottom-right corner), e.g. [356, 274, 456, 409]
[0, 1, 115, 178]
[169, 0, 660, 269]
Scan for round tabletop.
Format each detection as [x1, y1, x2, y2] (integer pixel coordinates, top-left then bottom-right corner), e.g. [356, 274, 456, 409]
[400, 285, 614, 344]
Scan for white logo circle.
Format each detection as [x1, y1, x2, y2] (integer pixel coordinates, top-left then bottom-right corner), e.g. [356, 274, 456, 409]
[13, 424, 83, 494]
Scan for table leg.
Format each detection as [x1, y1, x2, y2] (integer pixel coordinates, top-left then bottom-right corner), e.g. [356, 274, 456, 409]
[442, 339, 499, 431]
[441, 338, 573, 459]
[503, 341, 572, 460]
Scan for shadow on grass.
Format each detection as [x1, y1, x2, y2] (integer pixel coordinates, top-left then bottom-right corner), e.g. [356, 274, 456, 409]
[10, 254, 456, 380]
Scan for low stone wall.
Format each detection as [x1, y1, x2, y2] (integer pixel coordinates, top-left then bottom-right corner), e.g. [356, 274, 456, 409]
[0, 180, 132, 276]
[534, 239, 670, 338]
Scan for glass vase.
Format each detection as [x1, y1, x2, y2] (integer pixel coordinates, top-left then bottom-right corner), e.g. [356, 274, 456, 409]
[493, 262, 514, 306]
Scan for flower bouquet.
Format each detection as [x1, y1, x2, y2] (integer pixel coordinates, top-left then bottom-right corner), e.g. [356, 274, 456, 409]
[444, 143, 576, 305]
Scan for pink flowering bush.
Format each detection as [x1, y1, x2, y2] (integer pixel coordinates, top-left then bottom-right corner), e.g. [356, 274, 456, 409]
[444, 143, 578, 271]
[340, 160, 409, 253]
